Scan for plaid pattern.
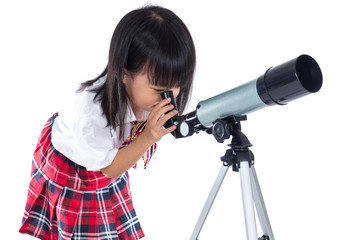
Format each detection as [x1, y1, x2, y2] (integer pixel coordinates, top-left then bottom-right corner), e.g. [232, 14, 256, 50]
[19, 113, 156, 240]
[129, 121, 157, 169]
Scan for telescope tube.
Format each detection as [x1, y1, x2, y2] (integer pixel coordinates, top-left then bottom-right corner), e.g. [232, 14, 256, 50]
[172, 54, 322, 137]
[196, 54, 322, 128]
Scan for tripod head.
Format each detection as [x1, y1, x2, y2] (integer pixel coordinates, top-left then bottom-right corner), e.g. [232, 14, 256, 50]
[210, 115, 251, 145]
[208, 115, 254, 171]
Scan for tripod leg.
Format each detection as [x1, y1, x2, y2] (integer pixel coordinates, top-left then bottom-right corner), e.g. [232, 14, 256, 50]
[239, 161, 258, 240]
[250, 167, 275, 240]
[190, 165, 229, 240]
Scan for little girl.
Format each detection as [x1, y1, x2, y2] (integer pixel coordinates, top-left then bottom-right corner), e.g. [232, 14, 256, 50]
[19, 5, 196, 240]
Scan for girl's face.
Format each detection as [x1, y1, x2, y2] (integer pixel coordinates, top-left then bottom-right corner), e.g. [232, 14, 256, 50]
[124, 72, 180, 117]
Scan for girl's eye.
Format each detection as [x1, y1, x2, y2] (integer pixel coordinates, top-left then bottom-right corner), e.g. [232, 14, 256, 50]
[153, 88, 166, 93]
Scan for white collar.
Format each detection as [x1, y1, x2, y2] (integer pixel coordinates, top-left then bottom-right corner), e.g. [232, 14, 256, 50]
[125, 104, 137, 123]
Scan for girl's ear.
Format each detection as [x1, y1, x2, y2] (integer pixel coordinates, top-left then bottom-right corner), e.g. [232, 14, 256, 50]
[123, 69, 130, 84]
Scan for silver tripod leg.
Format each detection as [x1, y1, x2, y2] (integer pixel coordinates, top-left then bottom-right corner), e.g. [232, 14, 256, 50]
[190, 165, 229, 240]
[240, 161, 258, 240]
[189, 162, 274, 240]
[250, 166, 275, 240]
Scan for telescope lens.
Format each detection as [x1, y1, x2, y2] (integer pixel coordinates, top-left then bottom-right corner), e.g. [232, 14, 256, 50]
[257, 54, 323, 106]
[296, 55, 322, 93]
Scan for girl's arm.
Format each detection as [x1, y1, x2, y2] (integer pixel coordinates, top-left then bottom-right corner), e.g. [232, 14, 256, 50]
[101, 98, 177, 178]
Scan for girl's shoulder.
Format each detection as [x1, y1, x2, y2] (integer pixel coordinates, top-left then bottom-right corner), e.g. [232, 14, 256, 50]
[61, 78, 107, 127]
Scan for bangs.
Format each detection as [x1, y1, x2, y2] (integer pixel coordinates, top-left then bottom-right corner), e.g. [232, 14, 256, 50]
[145, 53, 193, 89]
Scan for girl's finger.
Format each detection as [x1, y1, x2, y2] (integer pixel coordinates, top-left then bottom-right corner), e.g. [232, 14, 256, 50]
[158, 109, 178, 127]
[162, 124, 177, 135]
[147, 97, 171, 120]
[151, 103, 175, 122]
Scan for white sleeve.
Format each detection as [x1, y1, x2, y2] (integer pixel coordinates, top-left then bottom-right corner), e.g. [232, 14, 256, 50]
[51, 90, 119, 171]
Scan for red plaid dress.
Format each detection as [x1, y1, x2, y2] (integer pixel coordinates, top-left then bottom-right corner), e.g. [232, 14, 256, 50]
[19, 113, 156, 240]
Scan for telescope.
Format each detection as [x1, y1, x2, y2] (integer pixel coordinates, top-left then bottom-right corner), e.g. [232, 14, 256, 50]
[161, 54, 322, 239]
[163, 54, 322, 138]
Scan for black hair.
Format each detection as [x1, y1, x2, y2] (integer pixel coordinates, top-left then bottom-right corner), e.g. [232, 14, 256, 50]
[79, 5, 196, 140]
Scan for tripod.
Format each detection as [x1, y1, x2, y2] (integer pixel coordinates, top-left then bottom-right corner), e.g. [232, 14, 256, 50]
[190, 116, 274, 240]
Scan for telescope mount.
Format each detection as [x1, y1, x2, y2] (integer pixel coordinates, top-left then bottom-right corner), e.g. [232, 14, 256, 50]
[190, 115, 275, 240]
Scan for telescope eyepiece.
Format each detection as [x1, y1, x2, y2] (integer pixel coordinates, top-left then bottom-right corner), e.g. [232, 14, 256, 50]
[160, 90, 179, 129]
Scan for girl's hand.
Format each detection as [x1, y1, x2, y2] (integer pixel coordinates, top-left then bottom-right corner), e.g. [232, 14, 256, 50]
[101, 98, 177, 179]
[141, 97, 178, 144]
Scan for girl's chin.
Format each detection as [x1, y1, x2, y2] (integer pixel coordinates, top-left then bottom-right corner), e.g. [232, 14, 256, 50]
[146, 105, 156, 112]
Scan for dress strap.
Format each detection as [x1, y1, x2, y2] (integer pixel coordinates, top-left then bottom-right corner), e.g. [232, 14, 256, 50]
[121, 121, 157, 169]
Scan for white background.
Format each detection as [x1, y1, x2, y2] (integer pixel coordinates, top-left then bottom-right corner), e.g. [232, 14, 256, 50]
[1, 0, 359, 239]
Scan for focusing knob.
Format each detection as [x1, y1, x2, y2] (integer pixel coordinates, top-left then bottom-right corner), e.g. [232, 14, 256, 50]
[212, 119, 231, 143]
